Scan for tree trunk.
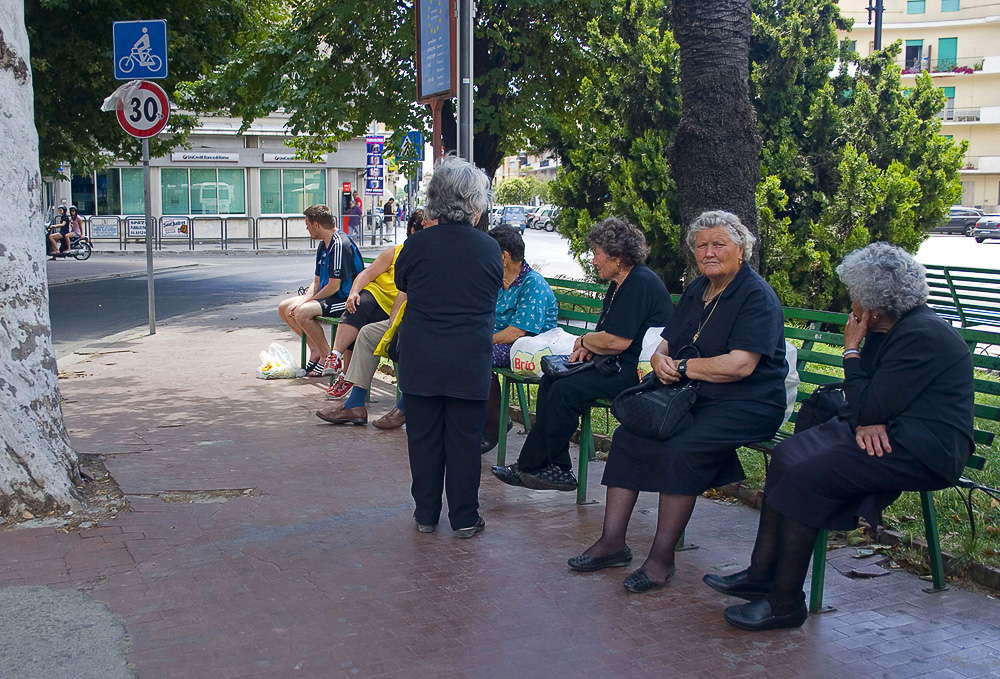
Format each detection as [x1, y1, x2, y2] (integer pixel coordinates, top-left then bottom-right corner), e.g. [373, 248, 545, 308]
[670, 0, 761, 268]
[0, 0, 83, 519]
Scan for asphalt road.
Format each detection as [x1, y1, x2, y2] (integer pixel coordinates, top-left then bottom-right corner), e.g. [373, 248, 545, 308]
[48, 256, 313, 359]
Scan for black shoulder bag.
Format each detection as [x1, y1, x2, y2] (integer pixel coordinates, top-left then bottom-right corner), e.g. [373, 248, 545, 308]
[611, 345, 700, 441]
[793, 383, 845, 434]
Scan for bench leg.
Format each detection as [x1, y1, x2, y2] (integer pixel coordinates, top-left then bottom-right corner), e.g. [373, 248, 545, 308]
[515, 382, 531, 433]
[920, 491, 949, 592]
[301, 331, 308, 369]
[496, 376, 511, 467]
[809, 530, 829, 613]
[577, 410, 593, 505]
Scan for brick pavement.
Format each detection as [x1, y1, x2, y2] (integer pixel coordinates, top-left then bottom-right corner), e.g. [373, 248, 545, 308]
[2, 296, 999, 678]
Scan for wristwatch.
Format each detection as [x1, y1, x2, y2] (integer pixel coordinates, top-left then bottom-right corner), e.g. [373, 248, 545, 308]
[678, 359, 689, 378]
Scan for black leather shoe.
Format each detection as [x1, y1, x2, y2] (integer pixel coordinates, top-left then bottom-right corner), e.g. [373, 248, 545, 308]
[568, 545, 633, 572]
[623, 567, 674, 594]
[481, 419, 514, 455]
[491, 463, 524, 487]
[724, 598, 807, 631]
[702, 568, 772, 601]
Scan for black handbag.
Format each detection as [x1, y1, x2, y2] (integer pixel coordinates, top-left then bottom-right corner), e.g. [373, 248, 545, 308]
[793, 383, 845, 434]
[610, 345, 700, 441]
[541, 354, 621, 379]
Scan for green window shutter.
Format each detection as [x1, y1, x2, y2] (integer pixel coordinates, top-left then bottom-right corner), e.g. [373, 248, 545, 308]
[942, 0, 959, 11]
[908, 0, 926, 13]
[938, 38, 958, 70]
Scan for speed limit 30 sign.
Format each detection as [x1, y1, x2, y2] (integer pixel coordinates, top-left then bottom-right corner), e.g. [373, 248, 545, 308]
[116, 80, 170, 138]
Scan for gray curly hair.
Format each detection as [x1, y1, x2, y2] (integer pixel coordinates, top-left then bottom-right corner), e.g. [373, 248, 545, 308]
[587, 216, 649, 267]
[425, 155, 491, 224]
[835, 242, 928, 318]
[685, 210, 756, 260]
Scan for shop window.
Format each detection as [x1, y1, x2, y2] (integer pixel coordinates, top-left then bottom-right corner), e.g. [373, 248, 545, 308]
[122, 169, 145, 215]
[218, 169, 246, 214]
[71, 174, 96, 215]
[96, 169, 122, 215]
[161, 168, 189, 215]
[907, 0, 925, 13]
[260, 168, 327, 214]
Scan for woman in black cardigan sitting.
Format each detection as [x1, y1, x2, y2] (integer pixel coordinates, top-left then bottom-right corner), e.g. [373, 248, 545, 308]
[706, 242, 975, 631]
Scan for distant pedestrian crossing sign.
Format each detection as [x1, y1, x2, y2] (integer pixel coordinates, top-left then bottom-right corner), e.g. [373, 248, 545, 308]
[400, 131, 424, 162]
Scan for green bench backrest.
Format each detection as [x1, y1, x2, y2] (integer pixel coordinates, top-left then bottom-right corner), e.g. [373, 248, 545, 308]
[922, 264, 1000, 329]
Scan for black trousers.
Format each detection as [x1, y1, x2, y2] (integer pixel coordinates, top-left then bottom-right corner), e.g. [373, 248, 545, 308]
[516, 368, 637, 473]
[403, 393, 488, 531]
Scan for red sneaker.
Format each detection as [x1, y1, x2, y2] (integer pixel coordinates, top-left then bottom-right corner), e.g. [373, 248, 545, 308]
[326, 375, 353, 400]
[321, 352, 343, 376]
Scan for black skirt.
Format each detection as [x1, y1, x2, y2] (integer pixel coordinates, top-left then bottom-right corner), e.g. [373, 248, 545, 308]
[765, 417, 951, 530]
[602, 397, 786, 495]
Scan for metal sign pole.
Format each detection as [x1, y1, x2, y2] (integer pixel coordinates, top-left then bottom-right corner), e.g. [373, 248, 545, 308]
[142, 137, 156, 334]
[457, 0, 474, 162]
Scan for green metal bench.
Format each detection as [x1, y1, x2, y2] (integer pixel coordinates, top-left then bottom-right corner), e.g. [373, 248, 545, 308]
[745, 306, 998, 613]
[923, 264, 1000, 330]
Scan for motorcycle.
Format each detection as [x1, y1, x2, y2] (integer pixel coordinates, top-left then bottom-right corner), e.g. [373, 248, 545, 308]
[47, 227, 93, 261]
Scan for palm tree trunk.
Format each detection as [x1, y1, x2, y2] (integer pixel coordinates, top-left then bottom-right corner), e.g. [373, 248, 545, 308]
[670, 0, 761, 267]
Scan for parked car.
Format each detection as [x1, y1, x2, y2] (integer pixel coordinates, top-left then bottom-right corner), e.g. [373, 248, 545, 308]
[973, 214, 1000, 243]
[538, 206, 561, 232]
[497, 205, 527, 233]
[933, 206, 984, 236]
[525, 205, 545, 229]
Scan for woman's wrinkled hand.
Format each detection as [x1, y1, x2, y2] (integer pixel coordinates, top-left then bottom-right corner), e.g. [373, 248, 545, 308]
[856, 424, 892, 457]
[844, 309, 870, 351]
[569, 346, 593, 363]
[651, 353, 680, 385]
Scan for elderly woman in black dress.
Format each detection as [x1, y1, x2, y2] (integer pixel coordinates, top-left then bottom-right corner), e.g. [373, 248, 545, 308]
[706, 242, 975, 631]
[491, 217, 673, 492]
[394, 156, 503, 538]
[569, 211, 789, 593]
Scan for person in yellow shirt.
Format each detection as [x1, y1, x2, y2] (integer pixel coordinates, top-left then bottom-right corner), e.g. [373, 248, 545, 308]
[320, 212, 417, 397]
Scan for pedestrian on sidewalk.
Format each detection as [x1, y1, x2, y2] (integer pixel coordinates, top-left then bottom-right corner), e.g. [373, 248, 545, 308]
[394, 156, 502, 537]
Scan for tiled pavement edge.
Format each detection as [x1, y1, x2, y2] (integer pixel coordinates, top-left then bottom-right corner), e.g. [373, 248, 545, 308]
[2, 294, 999, 679]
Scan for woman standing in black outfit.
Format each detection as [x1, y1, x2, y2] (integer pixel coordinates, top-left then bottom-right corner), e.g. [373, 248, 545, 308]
[706, 242, 975, 631]
[394, 156, 503, 538]
[568, 211, 788, 594]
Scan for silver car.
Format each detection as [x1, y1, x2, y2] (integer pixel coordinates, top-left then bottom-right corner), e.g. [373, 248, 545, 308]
[973, 214, 1000, 243]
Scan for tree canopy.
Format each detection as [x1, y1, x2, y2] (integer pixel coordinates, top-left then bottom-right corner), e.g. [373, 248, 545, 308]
[182, 0, 599, 178]
[548, 0, 965, 309]
[27, 0, 259, 176]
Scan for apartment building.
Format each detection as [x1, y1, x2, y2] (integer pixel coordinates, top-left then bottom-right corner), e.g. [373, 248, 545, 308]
[838, 0, 1000, 211]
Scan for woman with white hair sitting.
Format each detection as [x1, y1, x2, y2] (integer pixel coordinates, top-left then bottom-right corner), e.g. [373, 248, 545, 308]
[706, 242, 975, 631]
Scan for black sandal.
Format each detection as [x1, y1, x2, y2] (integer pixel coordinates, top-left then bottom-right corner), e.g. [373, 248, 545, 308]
[519, 464, 578, 491]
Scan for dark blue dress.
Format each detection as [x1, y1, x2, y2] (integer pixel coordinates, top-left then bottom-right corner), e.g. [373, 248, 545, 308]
[602, 263, 788, 494]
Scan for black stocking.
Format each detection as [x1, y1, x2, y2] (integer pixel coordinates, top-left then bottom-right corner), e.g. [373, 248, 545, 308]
[768, 513, 820, 615]
[582, 486, 639, 557]
[747, 500, 782, 581]
[639, 493, 697, 583]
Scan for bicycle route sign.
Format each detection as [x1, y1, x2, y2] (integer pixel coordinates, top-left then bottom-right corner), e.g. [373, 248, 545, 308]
[116, 81, 170, 138]
[113, 20, 168, 80]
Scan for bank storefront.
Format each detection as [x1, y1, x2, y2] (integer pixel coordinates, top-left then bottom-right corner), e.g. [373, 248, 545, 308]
[50, 115, 385, 248]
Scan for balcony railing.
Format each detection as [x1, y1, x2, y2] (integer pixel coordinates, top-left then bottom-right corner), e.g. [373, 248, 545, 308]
[901, 56, 986, 75]
[937, 107, 981, 122]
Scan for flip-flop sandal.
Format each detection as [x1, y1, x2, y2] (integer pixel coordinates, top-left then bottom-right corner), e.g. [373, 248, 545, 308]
[304, 360, 323, 376]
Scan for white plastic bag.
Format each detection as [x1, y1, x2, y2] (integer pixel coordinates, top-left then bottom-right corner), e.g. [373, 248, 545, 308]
[636, 326, 666, 378]
[256, 342, 305, 379]
[782, 341, 801, 425]
[509, 327, 579, 376]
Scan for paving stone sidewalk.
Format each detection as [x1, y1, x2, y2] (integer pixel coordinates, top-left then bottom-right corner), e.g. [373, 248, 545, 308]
[1, 295, 999, 678]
